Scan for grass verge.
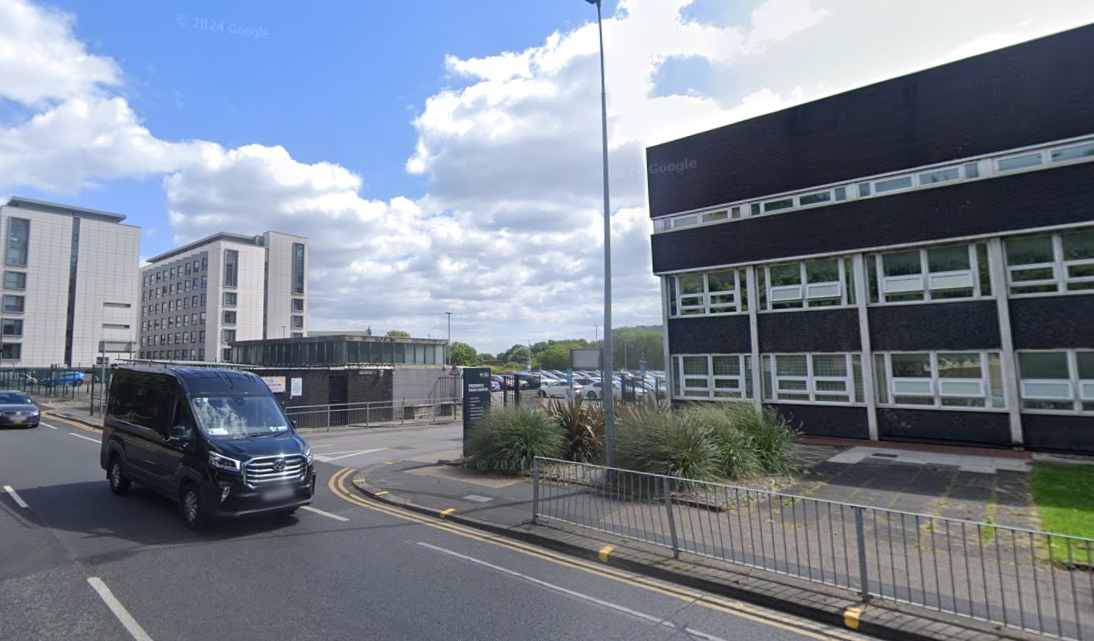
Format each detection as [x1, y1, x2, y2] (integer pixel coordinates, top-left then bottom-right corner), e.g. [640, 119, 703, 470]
[1030, 462, 1094, 563]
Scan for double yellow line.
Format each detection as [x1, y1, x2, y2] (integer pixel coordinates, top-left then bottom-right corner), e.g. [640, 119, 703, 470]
[47, 413, 102, 434]
[327, 468, 865, 641]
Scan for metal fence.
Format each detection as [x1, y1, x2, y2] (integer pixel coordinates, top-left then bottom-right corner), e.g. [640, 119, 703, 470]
[285, 397, 460, 430]
[532, 458, 1094, 640]
[1, 366, 111, 400]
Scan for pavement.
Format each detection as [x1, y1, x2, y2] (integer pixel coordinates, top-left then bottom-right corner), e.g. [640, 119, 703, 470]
[352, 439, 1094, 641]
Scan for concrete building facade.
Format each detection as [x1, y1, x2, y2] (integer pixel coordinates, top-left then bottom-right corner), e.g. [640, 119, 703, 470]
[0, 197, 140, 368]
[646, 25, 1094, 454]
[138, 231, 308, 363]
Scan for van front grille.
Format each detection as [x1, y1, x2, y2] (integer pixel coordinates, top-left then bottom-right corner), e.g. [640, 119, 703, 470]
[244, 455, 307, 487]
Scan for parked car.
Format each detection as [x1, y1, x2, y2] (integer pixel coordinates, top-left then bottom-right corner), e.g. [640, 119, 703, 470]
[100, 366, 315, 530]
[490, 380, 501, 392]
[41, 371, 85, 387]
[0, 390, 39, 428]
[584, 380, 622, 401]
[538, 381, 584, 399]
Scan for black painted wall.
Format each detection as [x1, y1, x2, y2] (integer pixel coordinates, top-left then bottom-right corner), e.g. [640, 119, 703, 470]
[758, 309, 860, 352]
[1010, 296, 1094, 349]
[877, 409, 1012, 447]
[647, 24, 1094, 217]
[869, 302, 1001, 351]
[1021, 413, 1094, 454]
[652, 166, 1094, 272]
[772, 404, 870, 439]
[668, 316, 752, 354]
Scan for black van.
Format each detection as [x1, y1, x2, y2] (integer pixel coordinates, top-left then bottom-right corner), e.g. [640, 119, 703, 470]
[100, 366, 315, 529]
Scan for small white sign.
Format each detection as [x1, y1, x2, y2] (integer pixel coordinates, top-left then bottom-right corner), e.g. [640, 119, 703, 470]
[291, 377, 303, 397]
[261, 376, 286, 393]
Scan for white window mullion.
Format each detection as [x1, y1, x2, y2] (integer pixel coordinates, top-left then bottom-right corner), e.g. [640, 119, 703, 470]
[919, 249, 930, 295]
[930, 352, 942, 408]
[1053, 234, 1067, 294]
[805, 352, 815, 402]
[970, 244, 981, 298]
[1070, 350, 1082, 413]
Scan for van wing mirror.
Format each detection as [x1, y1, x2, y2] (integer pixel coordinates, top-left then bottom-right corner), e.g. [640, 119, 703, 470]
[169, 425, 191, 441]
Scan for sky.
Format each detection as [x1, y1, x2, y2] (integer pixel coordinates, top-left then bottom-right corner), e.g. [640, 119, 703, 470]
[1, 0, 1092, 355]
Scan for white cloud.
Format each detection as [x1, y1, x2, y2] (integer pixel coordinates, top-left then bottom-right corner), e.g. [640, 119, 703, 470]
[1, 0, 1093, 354]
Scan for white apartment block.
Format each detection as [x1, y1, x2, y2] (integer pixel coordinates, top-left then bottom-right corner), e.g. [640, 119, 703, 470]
[138, 231, 308, 363]
[0, 197, 140, 368]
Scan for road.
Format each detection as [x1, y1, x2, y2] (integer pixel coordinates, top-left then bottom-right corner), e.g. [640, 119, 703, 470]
[0, 416, 874, 641]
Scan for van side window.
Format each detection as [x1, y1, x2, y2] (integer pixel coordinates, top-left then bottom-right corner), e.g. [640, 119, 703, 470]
[109, 381, 137, 422]
[130, 384, 163, 432]
[169, 397, 195, 435]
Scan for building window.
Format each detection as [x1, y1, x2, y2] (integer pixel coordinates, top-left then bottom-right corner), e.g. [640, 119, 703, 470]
[1017, 351, 1094, 413]
[3, 271, 25, 290]
[875, 352, 1005, 409]
[3, 295, 24, 313]
[201, 275, 207, 289]
[292, 243, 305, 294]
[1, 343, 21, 360]
[667, 269, 747, 316]
[224, 292, 237, 306]
[868, 243, 989, 304]
[761, 353, 863, 405]
[222, 329, 236, 344]
[292, 298, 304, 312]
[291, 332, 303, 339]
[291, 315, 304, 329]
[671, 354, 752, 400]
[222, 348, 232, 362]
[103, 302, 131, 308]
[223, 311, 236, 325]
[760, 258, 854, 310]
[2, 319, 22, 337]
[5, 218, 29, 267]
[102, 324, 130, 330]
[224, 249, 239, 287]
[1005, 229, 1094, 295]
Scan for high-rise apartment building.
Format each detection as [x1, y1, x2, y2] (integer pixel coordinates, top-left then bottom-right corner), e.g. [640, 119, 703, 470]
[138, 231, 308, 363]
[0, 197, 140, 368]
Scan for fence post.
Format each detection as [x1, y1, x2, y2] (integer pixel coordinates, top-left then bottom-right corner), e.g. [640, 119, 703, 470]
[532, 458, 540, 525]
[663, 476, 680, 559]
[366, 401, 370, 428]
[326, 406, 331, 432]
[854, 506, 870, 600]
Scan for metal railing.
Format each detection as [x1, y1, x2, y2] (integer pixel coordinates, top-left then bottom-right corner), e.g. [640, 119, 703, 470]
[285, 397, 460, 430]
[532, 458, 1094, 640]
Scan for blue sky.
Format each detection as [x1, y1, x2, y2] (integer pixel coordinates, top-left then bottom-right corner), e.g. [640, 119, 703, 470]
[1, 0, 1092, 354]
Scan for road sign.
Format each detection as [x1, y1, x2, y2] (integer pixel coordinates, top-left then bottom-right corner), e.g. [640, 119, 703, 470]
[449, 366, 460, 377]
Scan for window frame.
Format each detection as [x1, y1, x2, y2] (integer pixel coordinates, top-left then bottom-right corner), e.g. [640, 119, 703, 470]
[671, 354, 753, 401]
[1005, 229, 1094, 297]
[871, 244, 986, 304]
[668, 269, 747, 317]
[1017, 349, 1094, 414]
[876, 351, 1006, 411]
[760, 258, 854, 311]
[760, 353, 863, 405]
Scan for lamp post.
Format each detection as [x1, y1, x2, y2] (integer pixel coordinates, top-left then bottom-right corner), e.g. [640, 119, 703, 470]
[584, 0, 615, 467]
[445, 311, 453, 364]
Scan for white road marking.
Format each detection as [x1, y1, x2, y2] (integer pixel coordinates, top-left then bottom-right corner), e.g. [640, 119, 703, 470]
[69, 432, 100, 443]
[45, 423, 58, 429]
[416, 542, 726, 641]
[87, 578, 155, 641]
[300, 505, 350, 522]
[3, 485, 29, 509]
[314, 448, 386, 462]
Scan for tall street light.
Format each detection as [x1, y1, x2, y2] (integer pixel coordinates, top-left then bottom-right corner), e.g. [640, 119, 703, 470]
[585, 0, 615, 467]
[445, 311, 453, 364]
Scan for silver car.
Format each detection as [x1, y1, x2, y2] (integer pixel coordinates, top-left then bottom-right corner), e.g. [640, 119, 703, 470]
[0, 390, 40, 428]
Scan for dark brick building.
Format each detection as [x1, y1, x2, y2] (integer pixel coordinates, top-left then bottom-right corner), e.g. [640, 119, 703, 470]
[647, 24, 1094, 453]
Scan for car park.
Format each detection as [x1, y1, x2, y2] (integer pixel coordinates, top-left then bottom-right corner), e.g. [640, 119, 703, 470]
[583, 380, 621, 401]
[538, 381, 583, 399]
[0, 390, 40, 428]
[101, 366, 316, 530]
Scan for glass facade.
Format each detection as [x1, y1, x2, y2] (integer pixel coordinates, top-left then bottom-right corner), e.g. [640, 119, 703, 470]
[232, 337, 445, 366]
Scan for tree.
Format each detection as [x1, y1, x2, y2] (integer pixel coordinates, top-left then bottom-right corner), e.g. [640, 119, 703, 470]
[449, 342, 481, 367]
[538, 343, 574, 371]
[386, 330, 410, 338]
[508, 346, 532, 368]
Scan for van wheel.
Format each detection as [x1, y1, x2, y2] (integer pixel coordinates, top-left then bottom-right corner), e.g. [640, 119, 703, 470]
[108, 457, 131, 496]
[180, 483, 206, 530]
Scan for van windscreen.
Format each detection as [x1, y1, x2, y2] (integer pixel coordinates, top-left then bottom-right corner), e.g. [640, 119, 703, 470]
[192, 395, 290, 438]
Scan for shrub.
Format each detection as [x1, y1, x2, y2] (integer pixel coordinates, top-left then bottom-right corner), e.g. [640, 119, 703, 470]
[546, 396, 604, 463]
[721, 403, 797, 475]
[616, 406, 722, 482]
[468, 404, 565, 475]
[683, 403, 763, 480]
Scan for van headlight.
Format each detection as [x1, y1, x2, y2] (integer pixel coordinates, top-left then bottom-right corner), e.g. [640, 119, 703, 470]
[304, 446, 313, 465]
[209, 451, 242, 472]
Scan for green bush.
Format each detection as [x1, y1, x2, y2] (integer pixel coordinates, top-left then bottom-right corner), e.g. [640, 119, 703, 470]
[546, 396, 604, 464]
[468, 404, 565, 475]
[616, 402, 797, 482]
[616, 406, 722, 481]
